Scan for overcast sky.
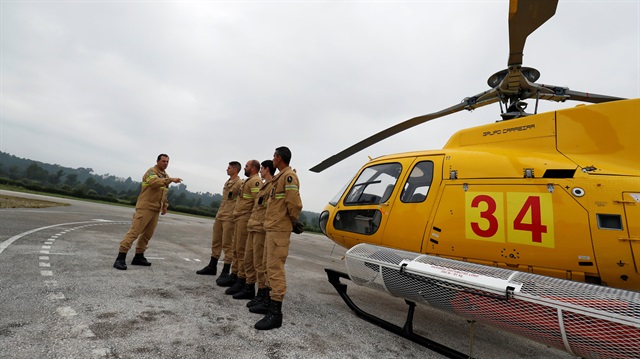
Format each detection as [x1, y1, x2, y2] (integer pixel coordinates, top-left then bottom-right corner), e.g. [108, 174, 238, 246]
[1, 1, 638, 213]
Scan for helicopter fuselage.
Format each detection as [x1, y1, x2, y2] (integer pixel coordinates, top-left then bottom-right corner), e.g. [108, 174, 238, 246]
[320, 99, 640, 291]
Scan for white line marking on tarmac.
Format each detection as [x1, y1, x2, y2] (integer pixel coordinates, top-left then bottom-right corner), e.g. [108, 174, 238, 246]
[56, 307, 77, 317]
[40, 250, 49, 254]
[39, 262, 50, 267]
[0, 220, 114, 255]
[71, 324, 95, 338]
[39, 256, 49, 260]
[47, 292, 65, 300]
[41, 270, 53, 276]
[92, 348, 113, 357]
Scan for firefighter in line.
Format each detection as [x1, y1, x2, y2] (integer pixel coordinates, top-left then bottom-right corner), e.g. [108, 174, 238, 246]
[196, 161, 242, 284]
[255, 146, 303, 330]
[223, 160, 261, 294]
[237, 160, 276, 305]
[113, 154, 182, 270]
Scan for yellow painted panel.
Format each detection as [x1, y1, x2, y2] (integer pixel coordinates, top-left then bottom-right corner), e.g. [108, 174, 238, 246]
[506, 192, 555, 248]
[464, 192, 505, 243]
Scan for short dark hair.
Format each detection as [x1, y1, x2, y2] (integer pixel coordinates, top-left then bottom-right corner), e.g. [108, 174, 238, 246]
[250, 159, 260, 171]
[261, 160, 275, 176]
[275, 146, 291, 165]
[157, 154, 169, 161]
[229, 161, 241, 172]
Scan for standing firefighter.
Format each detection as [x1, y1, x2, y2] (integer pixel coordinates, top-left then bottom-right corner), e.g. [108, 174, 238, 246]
[255, 146, 303, 330]
[113, 154, 182, 270]
[240, 160, 276, 306]
[197, 161, 242, 280]
[224, 160, 261, 295]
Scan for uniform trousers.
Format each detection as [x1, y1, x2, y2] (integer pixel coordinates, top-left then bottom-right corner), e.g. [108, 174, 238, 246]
[232, 217, 249, 277]
[244, 231, 267, 287]
[211, 219, 235, 264]
[265, 231, 291, 302]
[119, 208, 160, 254]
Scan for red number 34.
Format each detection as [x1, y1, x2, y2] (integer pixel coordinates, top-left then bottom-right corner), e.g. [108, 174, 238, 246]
[470, 194, 548, 244]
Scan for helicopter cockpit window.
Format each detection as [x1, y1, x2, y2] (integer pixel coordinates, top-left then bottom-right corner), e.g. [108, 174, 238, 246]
[400, 161, 434, 203]
[328, 178, 352, 207]
[343, 163, 402, 205]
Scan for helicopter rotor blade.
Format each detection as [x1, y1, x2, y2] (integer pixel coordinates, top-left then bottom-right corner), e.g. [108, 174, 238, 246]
[508, 0, 558, 67]
[309, 91, 500, 173]
[532, 84, 626, 104]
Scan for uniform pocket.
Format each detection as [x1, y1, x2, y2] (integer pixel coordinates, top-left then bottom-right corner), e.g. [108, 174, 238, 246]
[273, 235, 290, 247]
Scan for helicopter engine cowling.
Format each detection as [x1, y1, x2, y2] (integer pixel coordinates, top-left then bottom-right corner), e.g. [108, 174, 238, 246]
[344, 243, 640, 359]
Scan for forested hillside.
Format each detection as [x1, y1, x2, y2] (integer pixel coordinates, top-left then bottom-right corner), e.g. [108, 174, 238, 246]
[0, 151, 320, 231]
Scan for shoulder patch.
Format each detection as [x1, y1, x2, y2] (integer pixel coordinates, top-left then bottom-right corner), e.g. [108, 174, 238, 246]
[287, 176, 293, 183]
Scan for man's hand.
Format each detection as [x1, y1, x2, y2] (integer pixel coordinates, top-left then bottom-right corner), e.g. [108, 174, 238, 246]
[171, 177, 183, 183]
[292, 221, 304, 234]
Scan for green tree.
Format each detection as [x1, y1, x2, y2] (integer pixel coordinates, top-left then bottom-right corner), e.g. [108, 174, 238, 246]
[64, 173, 79, 186]
[84, 176, 96, 188]
[25, 163, 49, 182]
[49, 170, 64, 185]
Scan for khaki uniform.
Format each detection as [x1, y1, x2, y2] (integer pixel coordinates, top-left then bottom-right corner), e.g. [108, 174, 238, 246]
[264, 166, 302, 302]
[211, 177, 241, 264]
[245, 179, 274, 288]
[119, 165, 172, 254]
[231, 174, 261, 277]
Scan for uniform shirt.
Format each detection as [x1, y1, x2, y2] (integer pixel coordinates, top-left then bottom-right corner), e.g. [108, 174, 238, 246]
[233, 174, 261, 220]
[216, 177, 242, 221]
[264, 166, 303, 232]
[136, 165, 171, 212]
[247, 179, 274, 233]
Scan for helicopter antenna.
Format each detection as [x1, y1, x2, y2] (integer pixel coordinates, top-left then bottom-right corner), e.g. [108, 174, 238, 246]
[310, 0, 625, 173]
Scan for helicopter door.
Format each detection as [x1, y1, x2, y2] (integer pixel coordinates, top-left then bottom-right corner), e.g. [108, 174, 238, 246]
[381, 156, 442, 252]
[622, 192, 640, 272]
[332, 162, 404, 246]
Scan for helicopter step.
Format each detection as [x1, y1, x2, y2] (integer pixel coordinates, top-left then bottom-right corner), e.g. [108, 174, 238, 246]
[325, 268, 473, 359]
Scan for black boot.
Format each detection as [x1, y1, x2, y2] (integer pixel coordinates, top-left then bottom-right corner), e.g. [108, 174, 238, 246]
[247, 287, 267, 308]
[131, 253, 151, 266]
[254, 300, 282, 330]
[196, 257, 218, 275]
[113, 252, 127, 270]
[233, 283, 255, 300]
[215, 264, 232, 286]
[249, 288, 271, 314]
[217, 271, 236, 287]
[225, 277, 245, 295]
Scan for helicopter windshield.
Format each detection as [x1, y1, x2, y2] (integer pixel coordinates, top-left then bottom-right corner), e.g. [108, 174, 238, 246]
[328, 179, 352, 207]
[344, 163, 402, 205]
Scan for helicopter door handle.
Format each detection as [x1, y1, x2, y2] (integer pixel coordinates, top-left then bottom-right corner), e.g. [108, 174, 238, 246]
[619, 237, 640, 242]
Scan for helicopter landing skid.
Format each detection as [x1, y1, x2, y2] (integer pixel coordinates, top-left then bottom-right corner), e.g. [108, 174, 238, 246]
[325, 268, 472, 359]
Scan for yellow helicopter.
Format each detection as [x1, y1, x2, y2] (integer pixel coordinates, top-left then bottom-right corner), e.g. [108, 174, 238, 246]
[310, 1, 639, 357]
[312, 0, 639, 292]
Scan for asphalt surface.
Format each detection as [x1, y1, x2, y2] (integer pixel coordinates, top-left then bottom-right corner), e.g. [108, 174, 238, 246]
[0, 189, 574, 359]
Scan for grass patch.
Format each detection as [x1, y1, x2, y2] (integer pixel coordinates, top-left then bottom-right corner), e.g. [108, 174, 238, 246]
[0, 194, 70, 209]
